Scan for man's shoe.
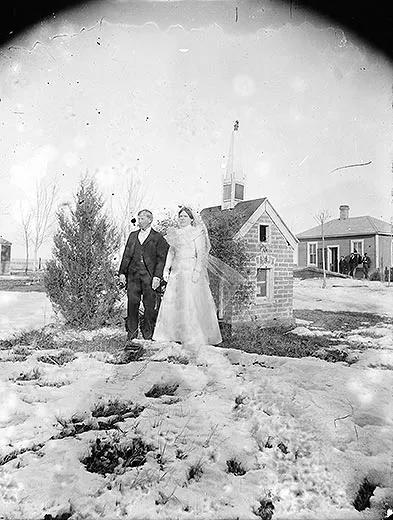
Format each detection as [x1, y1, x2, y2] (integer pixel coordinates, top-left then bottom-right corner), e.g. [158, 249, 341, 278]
[125, 339, 141, 351]
[125, 346, 145, 360]
[117, 345, 145, 362]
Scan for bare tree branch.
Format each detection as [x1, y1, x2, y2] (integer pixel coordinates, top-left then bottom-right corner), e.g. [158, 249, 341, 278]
[109, 165, 151, 245]
[314, 209, 331, 289]
[19, 202, 33, 274]
[30, 178, 59, 270]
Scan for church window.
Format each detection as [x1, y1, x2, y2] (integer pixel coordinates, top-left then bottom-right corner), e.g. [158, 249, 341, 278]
[259, 225, 269, 242]
[256, 268, 269, 297]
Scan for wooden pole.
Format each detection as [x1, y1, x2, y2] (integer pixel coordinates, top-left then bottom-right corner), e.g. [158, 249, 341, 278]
[321, 220, 326, 289]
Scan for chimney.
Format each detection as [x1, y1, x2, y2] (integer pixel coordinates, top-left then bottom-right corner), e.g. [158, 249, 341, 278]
[339, 205, 349, 220]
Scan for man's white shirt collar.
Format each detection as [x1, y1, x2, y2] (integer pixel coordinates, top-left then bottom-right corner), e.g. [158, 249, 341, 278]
[138, 226, 152, 244]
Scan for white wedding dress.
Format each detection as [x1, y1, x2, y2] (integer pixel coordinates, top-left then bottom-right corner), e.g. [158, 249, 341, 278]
[153, 224, 222, 346]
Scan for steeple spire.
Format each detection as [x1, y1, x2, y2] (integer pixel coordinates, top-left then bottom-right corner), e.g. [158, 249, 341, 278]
[222, 120, 245, 210]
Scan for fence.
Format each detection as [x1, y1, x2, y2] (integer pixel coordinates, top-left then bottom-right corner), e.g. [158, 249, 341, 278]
[9, 258, 47, 274]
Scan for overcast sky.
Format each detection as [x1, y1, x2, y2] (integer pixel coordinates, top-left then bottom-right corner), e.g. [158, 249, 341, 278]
[0, 0, 392, 258]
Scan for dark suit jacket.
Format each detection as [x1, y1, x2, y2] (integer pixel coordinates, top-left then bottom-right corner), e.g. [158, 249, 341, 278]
[118, 228, 169, 280]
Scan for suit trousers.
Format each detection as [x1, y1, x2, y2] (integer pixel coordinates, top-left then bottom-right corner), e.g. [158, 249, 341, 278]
[126, 267, 156, 340]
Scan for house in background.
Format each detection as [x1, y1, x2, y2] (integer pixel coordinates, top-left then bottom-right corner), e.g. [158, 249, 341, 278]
[201, 122, 298, 329]
[0, 236, 12, 275]
[296, 205, 393, 277]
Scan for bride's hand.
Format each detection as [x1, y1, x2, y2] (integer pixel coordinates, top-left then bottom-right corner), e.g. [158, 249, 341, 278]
[192, 270, 200, 283]
[163, 270, 169, 283]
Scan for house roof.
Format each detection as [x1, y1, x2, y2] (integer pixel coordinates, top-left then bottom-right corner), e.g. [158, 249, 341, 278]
[201, 198, 267, 239]
[201, 197, 298, 249]
[0, 236, 12, 245]
[297, 215, 392, 240]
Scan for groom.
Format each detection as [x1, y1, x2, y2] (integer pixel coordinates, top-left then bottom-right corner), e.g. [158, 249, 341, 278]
[118, 209, 169, 342]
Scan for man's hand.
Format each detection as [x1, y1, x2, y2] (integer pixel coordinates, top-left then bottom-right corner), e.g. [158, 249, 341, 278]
[152, 276, 160, 290]
[117, 273, 127, 290]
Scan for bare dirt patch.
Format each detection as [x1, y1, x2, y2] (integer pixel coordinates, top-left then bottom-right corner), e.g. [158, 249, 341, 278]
[221, 323, 349, 363]
[294, 309, 392, 332]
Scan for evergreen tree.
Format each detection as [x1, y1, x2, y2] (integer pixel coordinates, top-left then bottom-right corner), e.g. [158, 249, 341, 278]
[202, 209, 250, 274]
[44, 176, 121, 328]
[202, 209, 254, 309]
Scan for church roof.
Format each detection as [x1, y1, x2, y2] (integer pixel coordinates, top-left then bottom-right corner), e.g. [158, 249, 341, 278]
[201, 197, 298, 248]
[297, 215, 392, 239]
[201, 198, 267, 239]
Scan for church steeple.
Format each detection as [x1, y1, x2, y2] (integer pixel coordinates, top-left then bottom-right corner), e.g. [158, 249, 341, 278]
[221, 120, 245, 210]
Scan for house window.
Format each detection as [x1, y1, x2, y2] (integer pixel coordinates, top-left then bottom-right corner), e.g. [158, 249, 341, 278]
[1, 245, 10, 262]
[351, 240, 364, 256]
[256, 268, 268, 297]
[307, 242, 317, 265]
[259, 225, 269, 243]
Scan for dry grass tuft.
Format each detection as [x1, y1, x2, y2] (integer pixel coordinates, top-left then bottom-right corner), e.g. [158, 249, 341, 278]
[353, 478, 377, 511]
[145, 383, 179, 398]
[15, 367, 41, 381]
[226, 457, 247, 476]
[186, 459, 204, 483]
[82, 435, 154, 476]
[91, 399, 144, 419]
[37, 350, 76, 366]
[253, 496, 275, 520]
[0, 329, 55, 350]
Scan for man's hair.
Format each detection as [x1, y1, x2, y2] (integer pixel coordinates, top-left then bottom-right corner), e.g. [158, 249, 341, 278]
[137, 209, 153, 221]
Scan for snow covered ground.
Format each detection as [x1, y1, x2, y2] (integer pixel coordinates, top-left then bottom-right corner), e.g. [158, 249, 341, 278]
[0, 291, 56, 339]
[0, 280, 392, 519]
[294, 277, 393, 317]
[1, 278, 392, 340]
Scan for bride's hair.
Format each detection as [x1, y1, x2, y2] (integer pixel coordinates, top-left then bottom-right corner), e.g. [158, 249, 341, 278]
[178, 206, 195, 224]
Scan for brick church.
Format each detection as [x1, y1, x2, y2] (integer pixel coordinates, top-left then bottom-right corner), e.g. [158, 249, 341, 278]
[201, 122, 298, 328]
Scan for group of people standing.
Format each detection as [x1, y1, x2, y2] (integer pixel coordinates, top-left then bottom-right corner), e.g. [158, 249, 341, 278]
[339, 251, 372, 279]
[118, 207, 223, 354]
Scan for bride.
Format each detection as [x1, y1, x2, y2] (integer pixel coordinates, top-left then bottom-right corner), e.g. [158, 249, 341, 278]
[152, 206, 222, 347]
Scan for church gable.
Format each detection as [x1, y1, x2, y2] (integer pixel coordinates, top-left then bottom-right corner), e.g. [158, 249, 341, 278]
[234, 199, 298, 250]
[244, 212, 290, 259]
